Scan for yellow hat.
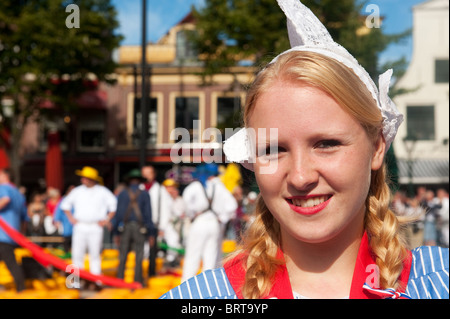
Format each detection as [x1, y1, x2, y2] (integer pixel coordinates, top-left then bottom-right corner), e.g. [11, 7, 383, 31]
[75, 166, 102, 183]
[162, 178, 178, 187]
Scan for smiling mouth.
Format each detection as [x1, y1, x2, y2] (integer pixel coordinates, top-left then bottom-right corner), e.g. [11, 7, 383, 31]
[287, 195, 331, 208]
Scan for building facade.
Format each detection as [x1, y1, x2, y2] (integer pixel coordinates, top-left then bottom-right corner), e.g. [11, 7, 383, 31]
[392, 0, 449, 191]
[18, 13, 255, 193]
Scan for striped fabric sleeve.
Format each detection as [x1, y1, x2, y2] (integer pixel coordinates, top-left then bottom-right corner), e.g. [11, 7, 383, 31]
[159, 268, 238, 299]
[406, 246, 449, 299]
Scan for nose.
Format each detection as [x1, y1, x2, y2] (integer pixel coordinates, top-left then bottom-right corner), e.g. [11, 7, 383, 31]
[286, 151, 319, 192]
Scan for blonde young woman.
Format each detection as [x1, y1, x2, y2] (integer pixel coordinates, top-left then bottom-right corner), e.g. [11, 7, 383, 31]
[160, 0, 448, 299]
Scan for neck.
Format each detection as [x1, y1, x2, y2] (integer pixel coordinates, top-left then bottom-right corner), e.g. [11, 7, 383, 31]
[282, 227, 364, 299]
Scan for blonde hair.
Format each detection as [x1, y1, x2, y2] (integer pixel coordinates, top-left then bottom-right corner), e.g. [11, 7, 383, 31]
[236, 51, 409, 298]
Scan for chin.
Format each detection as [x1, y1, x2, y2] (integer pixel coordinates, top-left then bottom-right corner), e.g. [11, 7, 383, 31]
[284, 223, 346, 245]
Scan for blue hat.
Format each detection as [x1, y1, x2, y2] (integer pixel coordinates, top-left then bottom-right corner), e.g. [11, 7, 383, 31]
[193, 163, 219, 186]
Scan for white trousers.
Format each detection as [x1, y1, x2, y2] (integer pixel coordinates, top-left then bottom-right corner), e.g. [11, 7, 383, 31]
[182, 213, 221, 282]
[164, 223, 182, 262]
[71, 223, 104, 275]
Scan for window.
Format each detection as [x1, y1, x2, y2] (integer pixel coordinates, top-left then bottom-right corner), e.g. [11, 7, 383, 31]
[216, 97, 241, 131]
[175, 97, 199, 142]
[176, 30, 198, 65]
[435, 59, 449, 83]
[133, 97, 157, 145]
[406, 106, 435, 140]
[78, 113, 106, 151]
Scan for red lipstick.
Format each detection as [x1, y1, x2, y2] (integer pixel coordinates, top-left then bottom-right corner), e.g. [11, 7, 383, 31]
[286, 195, 332, 216]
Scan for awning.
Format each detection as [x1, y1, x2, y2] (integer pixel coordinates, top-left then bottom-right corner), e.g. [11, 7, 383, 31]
[75, 89, 107, 109]
[39, 89, 107, 110]
[398, 158, 449, 184]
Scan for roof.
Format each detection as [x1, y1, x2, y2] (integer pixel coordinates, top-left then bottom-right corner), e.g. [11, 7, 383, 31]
[177, 11, 195, 25]
[414, 0, 449, 10]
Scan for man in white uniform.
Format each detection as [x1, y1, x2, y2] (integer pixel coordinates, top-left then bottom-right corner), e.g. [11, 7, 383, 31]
[162, 178, 185, 267]
[60, 166, 117, 281]
[141, 165, 172, 276]
[181, 163, 237, 282]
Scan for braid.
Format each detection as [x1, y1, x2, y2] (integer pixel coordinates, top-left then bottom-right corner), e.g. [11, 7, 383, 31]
[240, 196, 282, 299]
[364, 165, 410, 290]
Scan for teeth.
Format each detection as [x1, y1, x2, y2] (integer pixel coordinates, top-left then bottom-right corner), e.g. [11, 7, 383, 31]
[291, 196, 328, 208]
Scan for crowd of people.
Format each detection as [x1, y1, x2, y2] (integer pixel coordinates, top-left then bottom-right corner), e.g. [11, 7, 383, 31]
[0, 162, 258, 292]
[0, 161, 449, 296]
[392, 187, 449, 249]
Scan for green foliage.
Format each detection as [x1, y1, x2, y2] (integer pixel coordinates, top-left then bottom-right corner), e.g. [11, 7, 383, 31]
[192, 0, 410, 83]
[0, 0, 123, 183]
[0, 0, 123, 117]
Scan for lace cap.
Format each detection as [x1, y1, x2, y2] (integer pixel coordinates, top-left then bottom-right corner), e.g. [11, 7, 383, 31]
[223, 0, 403, 170]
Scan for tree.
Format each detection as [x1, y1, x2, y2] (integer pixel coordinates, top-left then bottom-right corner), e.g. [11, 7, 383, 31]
[0, 0, 123, 185]
[191, 0, 410, 84]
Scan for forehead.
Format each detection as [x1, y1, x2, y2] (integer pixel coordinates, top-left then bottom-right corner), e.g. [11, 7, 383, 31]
[248, 82, 358, 133]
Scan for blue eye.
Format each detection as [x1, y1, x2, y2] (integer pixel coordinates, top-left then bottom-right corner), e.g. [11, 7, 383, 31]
[316, 140, 341, 149]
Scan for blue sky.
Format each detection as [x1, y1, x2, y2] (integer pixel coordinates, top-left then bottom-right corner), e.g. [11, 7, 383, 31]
[111, 0, 425, 65]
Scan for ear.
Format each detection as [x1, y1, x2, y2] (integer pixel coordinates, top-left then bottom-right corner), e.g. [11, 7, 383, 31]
[371, 133, 386, 171]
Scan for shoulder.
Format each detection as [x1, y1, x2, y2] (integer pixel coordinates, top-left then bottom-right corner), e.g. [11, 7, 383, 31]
[184, 181, 202, 191]
[406, 246, 449, 299]
[0, 183, 13, 196]
[68, 185, 84, 196]
[96, 185, 116, 197]
[182, 181, 202, 197]
[159, 268, 237, 299]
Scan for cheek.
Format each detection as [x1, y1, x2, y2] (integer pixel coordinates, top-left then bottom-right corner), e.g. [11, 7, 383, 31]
[333, 152, 373, 200]
[254, 163, 284, 197]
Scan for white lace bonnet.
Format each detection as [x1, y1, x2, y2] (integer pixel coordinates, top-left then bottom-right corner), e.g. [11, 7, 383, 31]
[223, 0, 403, 170]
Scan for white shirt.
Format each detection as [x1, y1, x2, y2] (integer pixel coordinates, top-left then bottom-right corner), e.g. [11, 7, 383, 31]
[60, 184, 117, 223]
[182, 178, 237, 224]
[148, 182, 172, 231]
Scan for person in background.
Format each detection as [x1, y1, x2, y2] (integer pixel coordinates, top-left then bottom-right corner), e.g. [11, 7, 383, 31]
[53, 185, 75, 254]
[180, 163, 237, 282]
[404, 197, 426, 249]
[436, 189, 449, 248]
[46, 187, 60, 217]
[113, 169, 154, 285]
[26, 190, 46, 238]
[59, 166, 117, 289]
[141, 165, 172, 277]
[43, 187, 61, 239]
[161, 178, 185, 268]
[228, 185, 246, 242]
[0, 167, 27, 292]
[423, 190, 441, 246]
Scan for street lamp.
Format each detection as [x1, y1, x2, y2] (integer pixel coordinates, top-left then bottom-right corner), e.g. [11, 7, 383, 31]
[139, 0, 148, 168]
[403, 134, 417, 197]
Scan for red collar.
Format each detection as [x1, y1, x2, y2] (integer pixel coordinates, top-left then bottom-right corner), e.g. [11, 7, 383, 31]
[144, 181, 154, 190]
[224, 232, 412, 299]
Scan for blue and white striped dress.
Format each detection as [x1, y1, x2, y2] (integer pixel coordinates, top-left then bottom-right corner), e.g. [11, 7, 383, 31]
[406, 246, 449, 299]
[160, 246, 449, 299]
